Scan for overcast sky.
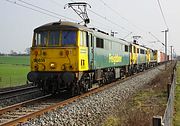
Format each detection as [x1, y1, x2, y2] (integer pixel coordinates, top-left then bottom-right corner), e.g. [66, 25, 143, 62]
[0, 0, 179, 55]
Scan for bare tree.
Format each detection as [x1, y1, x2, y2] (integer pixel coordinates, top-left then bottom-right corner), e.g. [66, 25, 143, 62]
[10, 50, 17, 56]
[24, 48, 30, 55]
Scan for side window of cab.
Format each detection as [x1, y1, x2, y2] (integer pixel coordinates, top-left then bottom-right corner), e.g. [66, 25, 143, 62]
[79, 31, 87, 47]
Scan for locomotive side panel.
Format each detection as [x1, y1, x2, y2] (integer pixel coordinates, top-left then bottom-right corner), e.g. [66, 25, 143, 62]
[93, 48, 129, 69]
[137, 46, 147, 64]
[160, 52, 166, 62]
[157, 50, 161, 63]
[93, 36, 130, 69]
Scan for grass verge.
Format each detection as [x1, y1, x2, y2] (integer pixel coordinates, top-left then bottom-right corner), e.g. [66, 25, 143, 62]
[174, 61, 180, 125]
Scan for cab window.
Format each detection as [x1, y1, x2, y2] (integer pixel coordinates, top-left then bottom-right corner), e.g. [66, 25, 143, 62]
[62, 31, 76, 46]
[34, 32, 48, 46]
[80, 31, 87, 46]
[125, 45, 129, 52]
[49, 31, 60, 46]
[137, 48, 139, 53]
[140, 49, 145, 54]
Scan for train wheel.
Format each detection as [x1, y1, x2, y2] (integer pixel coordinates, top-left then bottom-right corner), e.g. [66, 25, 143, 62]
[80, 73, 91, 93]
[102, 75, 107, 85]
[36, 81, 42, 88]
[79, 80, 88, 94]
[51, 81, 58, 95]
[71, 82, 80, 96]
[43, 80, 53, 94]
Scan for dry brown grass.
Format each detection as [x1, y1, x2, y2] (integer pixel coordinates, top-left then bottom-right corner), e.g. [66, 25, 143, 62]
[103, 62, 176, 126]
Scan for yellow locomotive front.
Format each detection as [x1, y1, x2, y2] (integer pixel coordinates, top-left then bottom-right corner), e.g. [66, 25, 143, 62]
[27, 21, 89, 94]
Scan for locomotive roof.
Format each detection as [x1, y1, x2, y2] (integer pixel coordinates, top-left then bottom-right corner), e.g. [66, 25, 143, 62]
[34, 21, 130, 45]
[34, 21, 90, 31]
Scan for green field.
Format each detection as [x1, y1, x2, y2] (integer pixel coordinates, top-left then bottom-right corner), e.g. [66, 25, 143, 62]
[0, 56, 29, 65]
[0, 56, 30, 88]
[174, 62, 180, 125]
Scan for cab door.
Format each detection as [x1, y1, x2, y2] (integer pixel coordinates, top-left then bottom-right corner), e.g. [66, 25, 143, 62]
[87, 33, 94, 70]
[130, 44, 138, 65]
[129, 44, 132, 65]
[146, 49, 150, 63]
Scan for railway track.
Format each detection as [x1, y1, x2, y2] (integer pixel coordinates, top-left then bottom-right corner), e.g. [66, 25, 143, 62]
[0, 86, 40, 101]
[0, 65, 159, 126]
[0, 85, 107, 126]
[0, 63, 169, 126]
[0, 94, 57, 126]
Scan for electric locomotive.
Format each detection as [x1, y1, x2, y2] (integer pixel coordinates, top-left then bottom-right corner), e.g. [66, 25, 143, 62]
[27, 21, 132, 95]
[27, 21, 167, 95]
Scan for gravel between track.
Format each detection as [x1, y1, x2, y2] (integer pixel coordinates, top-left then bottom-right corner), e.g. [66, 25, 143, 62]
[24, 65, 165, 126]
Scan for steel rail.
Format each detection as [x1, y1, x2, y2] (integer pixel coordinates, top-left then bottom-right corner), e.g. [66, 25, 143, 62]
[0, 86, 37, 96]
[0, 94, 51, 116]
[0, 89, 40, 101]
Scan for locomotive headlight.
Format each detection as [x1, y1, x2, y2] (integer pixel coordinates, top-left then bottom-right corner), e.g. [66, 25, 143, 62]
[50, 62, 56, 69]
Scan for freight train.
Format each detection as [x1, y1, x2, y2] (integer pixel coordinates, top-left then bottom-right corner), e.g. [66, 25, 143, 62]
[27, 21, 167, 95]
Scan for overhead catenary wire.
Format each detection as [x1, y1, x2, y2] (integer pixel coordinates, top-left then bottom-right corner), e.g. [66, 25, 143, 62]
[88, 9, 131, 33]
[50, 0, 124, 34]
[5, 0, 60, 19]
[156, 0, 169, 29]
[6, 0, 167, 48]
[17, 0, 78, 22]
[70, 0, 131, 33]
[90, 19, 117, 33]
[72, 0, 165, 49]
[96, 0, 168, 46]
[48, 0, 126, 34]
[90, 0, 153, 46]
[5, 0, 78, 22]
[123, 32, 133, 39]
[4, 0, 129, 40]
[97, 0, 130, 22]
[149, 32, 164, 44]
[97, 0, 147, 33]
[6, 0, 131, 37]
[89, 6, 163, 46]
[49, 0, 64, 7]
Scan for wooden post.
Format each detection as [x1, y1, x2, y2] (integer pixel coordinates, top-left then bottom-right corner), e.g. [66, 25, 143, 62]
[170, 46, 173, 62]
[171, 73, 174, 83]
[153, 116, 162, 126]
[167, 83, 171, 101]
